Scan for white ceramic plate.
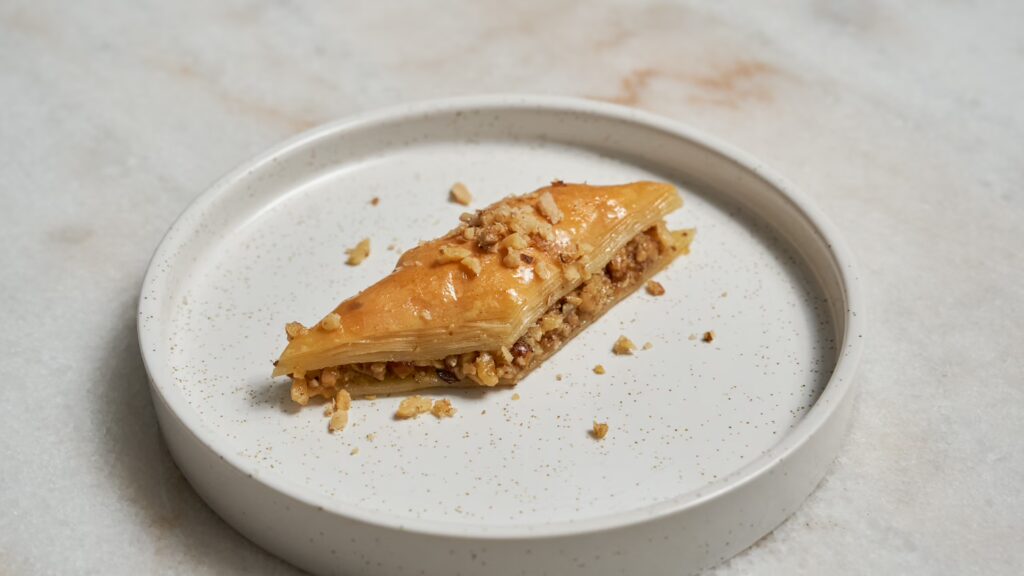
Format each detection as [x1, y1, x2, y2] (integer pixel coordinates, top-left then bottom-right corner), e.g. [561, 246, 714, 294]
[139, 96, 863, 575]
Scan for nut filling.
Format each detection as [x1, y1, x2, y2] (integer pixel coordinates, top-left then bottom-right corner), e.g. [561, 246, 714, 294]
[290, 226, 673, 399]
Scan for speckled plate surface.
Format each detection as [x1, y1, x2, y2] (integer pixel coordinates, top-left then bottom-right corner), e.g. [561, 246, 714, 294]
[138, 96, 863, 576]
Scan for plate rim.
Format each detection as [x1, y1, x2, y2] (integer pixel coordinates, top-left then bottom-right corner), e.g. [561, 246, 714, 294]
[138, 94, 864, 540]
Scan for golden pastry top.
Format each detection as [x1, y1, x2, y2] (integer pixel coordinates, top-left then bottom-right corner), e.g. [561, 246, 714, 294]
[273, 181, 682, 375]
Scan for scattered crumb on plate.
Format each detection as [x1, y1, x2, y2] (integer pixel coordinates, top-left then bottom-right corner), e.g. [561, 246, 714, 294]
[612, 335, 636, 355]
[593, 364, 606, 375]
[591, 421, 609, 440]
[350, 447, 359, 456]
[645, 280, 666, 296]
[345, 238, 371, 266]
[328, 389, 352, 432]
[431, 398, 457, 419]
[688, 333, 699, 341]
[702, 330, 716, 343]
[450, 182, 472, 205]
[511, 393, 520, 401]
[370, 197, 380, 206]
[555, 374, 563, 381]
[642, 341, 653, 350]
[366, 433, 375, 442]
[721, 291, 728, 298]
[395, 396, 433, 419]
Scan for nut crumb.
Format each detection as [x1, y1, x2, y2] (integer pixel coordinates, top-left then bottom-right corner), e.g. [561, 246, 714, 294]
[591, 421, 609, 440]
[437, 245, 472, 263]
[537, 191, 563, 224]
[364, 395, 377, 400]
[612, 335, 637, 355]
[645, 280, 666, 296]
[320, 312, 341, 331]
[460, 256, 481, 276]
[702, 330, 716, 343]
[555, 374, 563, 381]
[329, 408, 349, 432]
[345, 238, 371, 266]
[395, 396, 433, 419]
[366, 433, 375, 442]
[688, 334, 699, 341]
[370, 197, 380, 206]
[593, 364, 606, 375]
[642, 341, 653, 350]
[285, 321, 308, 340]
[450, 182, 472, 206]
[350, 447, 359, 455]
[721, 291, 728, 298]
[511, 393, 520, 401]
[431, 398, 457, 418]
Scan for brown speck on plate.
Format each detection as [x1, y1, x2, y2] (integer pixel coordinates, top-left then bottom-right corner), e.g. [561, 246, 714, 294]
[591, 421, 609, 440]
[702, 331, 716, 343]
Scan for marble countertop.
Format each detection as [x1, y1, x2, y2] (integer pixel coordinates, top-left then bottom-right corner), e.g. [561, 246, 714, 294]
[2, 1, 1020, 574]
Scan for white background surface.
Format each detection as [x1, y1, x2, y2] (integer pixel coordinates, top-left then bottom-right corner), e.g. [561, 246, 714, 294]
[1, 1, 1020, 574]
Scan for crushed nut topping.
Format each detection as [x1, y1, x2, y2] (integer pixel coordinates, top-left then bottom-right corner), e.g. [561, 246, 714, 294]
[345, 238, 371, 266]
[460, 256, 482, 276]
[395, 396, 433, 419]
[320, 312, 341, 331]
[593, 364, 606, 375]
[645, 280, 666, 296]
[536, 191, 563, 224]
[591, 421, 609, 440]
[612, 335, 637, 355]
[437, 245, 472, 263]
[285, 321, 308, 341]
[431, 399, 457, 418]
[702, 331, 716, 343]
[450, 182, 473, 206]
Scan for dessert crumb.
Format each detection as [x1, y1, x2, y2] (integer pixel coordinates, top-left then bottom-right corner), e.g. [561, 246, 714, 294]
[345, 238, 371, 266]
[350, 447, 359, 456]
[612, 335, 637, 355]
[555, 374, 563, 381]
[366, 433, 375, 442]
[320, 312, 341, 332]
[688, 333, 699, 341]
[511, 393, 521, 401]
[642, 341, 653, 350]
[431, 398, 457, 419]
[645, 280, 666, 296]
[395, 396, 433, 419]
[702, 330, 716, 343]
[593, 364, 606, 375]
[450, 182, 473, 206]
[591, 421, 609, 440]
[370, 197, 380, 206]
[721, 291, 728, 298]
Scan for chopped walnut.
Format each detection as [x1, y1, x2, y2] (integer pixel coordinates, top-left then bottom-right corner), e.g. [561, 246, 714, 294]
[460, 256, 482, 276]
[537, 191, 563, 224]
[645, 280, 666, 296]
[395, 396, 433, 419]
[438, 245, 472, 263]
[431, 399, 457, 418]
[320, 312, 341, 331]
[329, 409, 349, 432]
[285, 321, 308, 340]
[591, 421, 609, 440]
[290, 379, 310, 405]
[502, 248, 522, 268]
[702, 331, 716, 343]
[593, 364, 606, 375]
[535, 260, 554, 280]
[335, 389, 352, 411]
[612, 335, 637, 355]
[450, 182, 472, 206]
[345, 238, 371, 266]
